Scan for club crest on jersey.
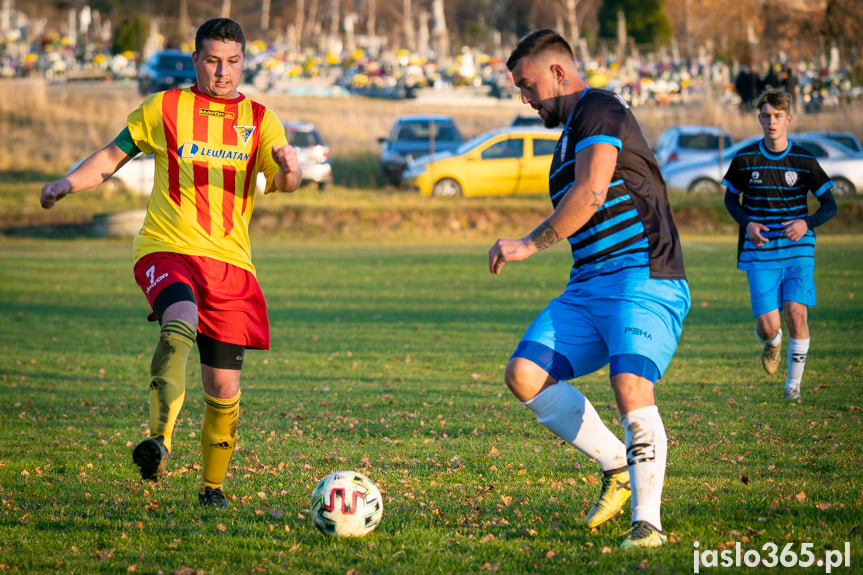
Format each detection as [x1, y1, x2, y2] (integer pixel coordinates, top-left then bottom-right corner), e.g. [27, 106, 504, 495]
[234, 126, 255, 145]
[785, 171, 798, 186]
[178, 142, 199, 158]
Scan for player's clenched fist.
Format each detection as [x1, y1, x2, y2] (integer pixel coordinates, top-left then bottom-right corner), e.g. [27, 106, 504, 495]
[40, 178, 73, 210]
[272, 144, 299, 174]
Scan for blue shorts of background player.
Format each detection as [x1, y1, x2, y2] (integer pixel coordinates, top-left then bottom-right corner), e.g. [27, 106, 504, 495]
[747, 263, 816, 318]
[512, 276, 691, 383]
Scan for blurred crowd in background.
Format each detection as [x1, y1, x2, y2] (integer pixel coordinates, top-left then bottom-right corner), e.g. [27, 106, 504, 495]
[2, 8, 862, 113]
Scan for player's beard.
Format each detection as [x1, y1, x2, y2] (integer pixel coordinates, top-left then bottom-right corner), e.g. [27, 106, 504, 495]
[542, 96, 566, 129]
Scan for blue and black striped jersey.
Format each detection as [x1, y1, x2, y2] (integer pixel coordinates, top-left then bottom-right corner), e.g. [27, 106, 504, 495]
[721, 139, 833, 270]
[549, 89, 686, 283]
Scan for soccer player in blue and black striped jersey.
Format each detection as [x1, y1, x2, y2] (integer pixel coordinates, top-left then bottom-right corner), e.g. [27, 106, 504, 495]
[488, 29, 690, 549]
[722, 88, 837, 401]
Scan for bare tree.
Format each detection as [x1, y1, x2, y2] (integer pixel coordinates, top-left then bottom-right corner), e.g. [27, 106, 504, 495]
[261, 0, 270, 31]
[403, 0, 414, 51]
[329, 0, 341, 50]
[296, 0, 306, 48]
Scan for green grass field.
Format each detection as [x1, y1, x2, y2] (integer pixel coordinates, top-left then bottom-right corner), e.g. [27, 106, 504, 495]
[1, 236, 861, 574]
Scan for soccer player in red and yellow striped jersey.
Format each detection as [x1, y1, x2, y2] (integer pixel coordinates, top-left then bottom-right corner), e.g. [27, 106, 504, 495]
[40, 18, 301, 508]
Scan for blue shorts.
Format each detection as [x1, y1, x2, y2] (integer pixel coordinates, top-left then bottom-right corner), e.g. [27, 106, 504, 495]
[747, 263, 816, 317]
[512, 276, 690, 383]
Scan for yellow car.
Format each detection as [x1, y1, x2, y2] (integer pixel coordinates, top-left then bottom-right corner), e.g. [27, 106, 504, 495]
[402, 126, 561, 197]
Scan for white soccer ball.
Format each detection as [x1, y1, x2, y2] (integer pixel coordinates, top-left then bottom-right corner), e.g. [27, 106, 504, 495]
[309, 470, 384, 537]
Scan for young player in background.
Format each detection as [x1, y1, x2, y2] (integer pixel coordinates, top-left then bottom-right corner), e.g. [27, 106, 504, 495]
[722, 88, 837, 400]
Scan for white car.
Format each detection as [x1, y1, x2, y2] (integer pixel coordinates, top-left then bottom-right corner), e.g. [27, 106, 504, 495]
[662, 134, 863, 196]
[797, 131, 862, 153]
[653, 125, 734, 167]
[76, 153, 270, 196]
[106, 153, 156, 196]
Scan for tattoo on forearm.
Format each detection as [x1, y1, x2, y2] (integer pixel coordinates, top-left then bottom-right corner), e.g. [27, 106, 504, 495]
[529, 221, 561, 250]
[590, 188, 607, 209]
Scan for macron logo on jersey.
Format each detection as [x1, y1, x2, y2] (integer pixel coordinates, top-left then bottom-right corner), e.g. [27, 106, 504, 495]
[613, 93, 631, 109]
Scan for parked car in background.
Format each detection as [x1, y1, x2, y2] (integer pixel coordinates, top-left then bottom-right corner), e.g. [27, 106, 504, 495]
[510, 114, 545, 127]
[138, 49, 196, 95]
[653, 125, 734, 167]
[69, 153, 155, 196]
[662, 133, 863, 195]
[402, 126, 561, 197]
[797, 131, 863, 153]
[378, 114, 464, 186]
[282, 121, 333, 190]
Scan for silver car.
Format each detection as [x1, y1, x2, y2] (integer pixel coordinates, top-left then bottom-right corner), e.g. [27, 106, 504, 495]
[662, 134, 863, 196]
[282, 121, 333, 191]
[653, 125, 734, 167]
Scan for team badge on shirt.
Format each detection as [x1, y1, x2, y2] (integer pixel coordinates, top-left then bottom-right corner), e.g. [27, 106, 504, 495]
[785, 171, 798, 186]
[234, 126, 256, 145]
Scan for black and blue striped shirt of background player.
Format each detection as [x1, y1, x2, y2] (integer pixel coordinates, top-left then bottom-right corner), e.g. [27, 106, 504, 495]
[721, 139, 834, 271]
[548, 88, 687, 284]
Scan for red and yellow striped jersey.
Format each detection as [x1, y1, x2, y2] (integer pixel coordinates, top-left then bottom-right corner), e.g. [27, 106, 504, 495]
[128, 86, 287, 275]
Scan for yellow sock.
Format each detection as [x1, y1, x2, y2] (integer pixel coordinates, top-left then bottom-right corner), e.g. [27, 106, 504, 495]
[200, 390, 241, 492]
[148, 319, 196, 452]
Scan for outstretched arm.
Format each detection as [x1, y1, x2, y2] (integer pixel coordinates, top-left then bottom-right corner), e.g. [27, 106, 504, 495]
[488, 143, 617, 275]
[40, 141, 132, 209]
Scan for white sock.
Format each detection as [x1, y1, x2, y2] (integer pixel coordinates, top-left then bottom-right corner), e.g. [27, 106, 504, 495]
[756, 326, 782, 347]
[523, 383, 627, 472]
[622, 405, 667, 531]
[786, 337, 810, 390]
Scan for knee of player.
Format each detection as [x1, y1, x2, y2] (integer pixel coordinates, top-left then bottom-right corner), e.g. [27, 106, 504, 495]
[504, 358, 546, 400]
[784, 306, 808, 330]
[504, 359, 528, 388]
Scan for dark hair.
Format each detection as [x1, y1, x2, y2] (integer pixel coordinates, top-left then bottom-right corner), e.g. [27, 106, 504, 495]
[507, 29, 574, 71]
[757, 88, 792, 113]
[195, 18, 246, 53]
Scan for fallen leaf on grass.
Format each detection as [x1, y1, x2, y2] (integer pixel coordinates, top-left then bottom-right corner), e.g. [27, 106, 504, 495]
[795, 491, 806, 502]
[481, 562, 500, 571]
